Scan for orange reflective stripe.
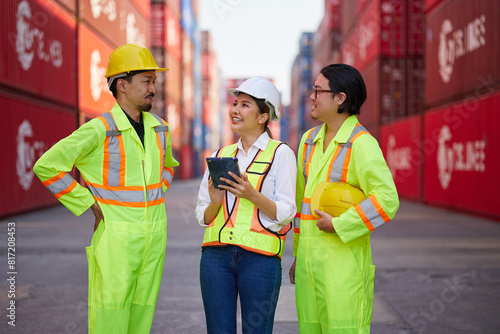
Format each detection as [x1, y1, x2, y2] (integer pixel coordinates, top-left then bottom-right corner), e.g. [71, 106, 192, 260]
[95, 198, 163, 207]
[370, 195, 390, 223]
[43, 172, 78, 198]
[117, 135, 126, 187]
[327, 145, 342, 179]
[42, 171, 66, 186]
[341, 149, 351, 182]
[355, 204, 375, 231]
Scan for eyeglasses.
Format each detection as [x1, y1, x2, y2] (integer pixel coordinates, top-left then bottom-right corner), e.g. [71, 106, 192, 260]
[311, 86, 335, 99]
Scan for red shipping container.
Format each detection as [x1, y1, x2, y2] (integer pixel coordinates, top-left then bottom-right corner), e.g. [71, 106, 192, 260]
[54, 0, 76, 13]
[165, 51, 182, 102]
[0, 91, 77, 217]
[165, 96, 182, 150]
[341, 0, 424, 71]
[425, 0, 445, 13]
[165, 6, 183, 62]
[423, 91, 500, 219]
[167, 0, 182, 19]
[0, 0, 77, 106]
[180, 144, 194, 179]
[150, 3, 165, 47]
[380, 115, 422, 200]
[425, 0, 500, 108]
[79, 0, 149, 48]
[79, 24, 116, 117]
[129, 0, 150, 19]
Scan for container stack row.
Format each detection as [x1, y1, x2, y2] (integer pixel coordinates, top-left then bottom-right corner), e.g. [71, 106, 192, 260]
[1, 0, 80, 217]
[381, 0, 500, 219]
[288, 0, 499, 220]
[1, 0, 216, 217]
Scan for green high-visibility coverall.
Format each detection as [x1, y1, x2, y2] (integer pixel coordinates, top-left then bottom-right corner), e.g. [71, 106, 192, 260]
[294, 115, 399, 333]
[34, 103, 179, 333]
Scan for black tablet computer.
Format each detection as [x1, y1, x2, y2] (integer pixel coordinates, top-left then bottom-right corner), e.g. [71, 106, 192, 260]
[206, 157, 241, 189]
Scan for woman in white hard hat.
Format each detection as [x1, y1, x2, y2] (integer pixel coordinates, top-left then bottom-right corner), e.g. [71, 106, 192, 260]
[195, 76, 297, 334]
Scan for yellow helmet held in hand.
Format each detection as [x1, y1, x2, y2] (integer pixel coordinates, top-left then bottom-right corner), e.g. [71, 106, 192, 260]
[310, 182, 366, 218]
[105, 43, 168, 79]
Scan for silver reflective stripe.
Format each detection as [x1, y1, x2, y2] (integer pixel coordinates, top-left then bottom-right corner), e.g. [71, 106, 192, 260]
[150, 113, 167, 153]
[147, 187, 163, 202]
[358, 198, 386, 229]
[328, 125, 367, 182]
[301, 200, 312, 217]
[101, 112, 122, 187]
[88, 185, 145, 202]
[350, 124, 368, 138]
[293, 217, 300, 229]
[162, 168, 173, 185]
[46, 173, 75, 195]
[329, 143, 350, 182]
[303, 126, 321, 182]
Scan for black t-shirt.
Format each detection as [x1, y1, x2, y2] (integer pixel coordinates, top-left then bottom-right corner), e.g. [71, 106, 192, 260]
[123, 109, 145, 147]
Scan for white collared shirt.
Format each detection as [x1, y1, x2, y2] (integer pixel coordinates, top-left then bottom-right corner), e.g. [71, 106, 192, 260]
[195, 132, 297, 232]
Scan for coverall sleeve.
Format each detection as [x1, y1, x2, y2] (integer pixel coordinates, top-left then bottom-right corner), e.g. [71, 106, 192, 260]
[332, 134, 400, 244]
[162, 127, 180, 192]
[33, 120, 104, 217]
[293, 134, 307, 257]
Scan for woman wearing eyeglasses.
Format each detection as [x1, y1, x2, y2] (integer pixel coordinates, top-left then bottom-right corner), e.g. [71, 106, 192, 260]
[195, 77, 297, 334]
[289, 64, 399, 333]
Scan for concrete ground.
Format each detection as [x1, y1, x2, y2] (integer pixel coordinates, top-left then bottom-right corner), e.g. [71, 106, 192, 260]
[1, 178, 499, 333]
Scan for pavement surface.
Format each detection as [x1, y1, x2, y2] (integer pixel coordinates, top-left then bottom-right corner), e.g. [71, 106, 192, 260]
[1, 178, 500, 333]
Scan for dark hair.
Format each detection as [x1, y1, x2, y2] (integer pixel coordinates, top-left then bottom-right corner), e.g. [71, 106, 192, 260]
[250, 96, 273, 138]
[108, 70, 148, 98]
[320, 64, 367, 115]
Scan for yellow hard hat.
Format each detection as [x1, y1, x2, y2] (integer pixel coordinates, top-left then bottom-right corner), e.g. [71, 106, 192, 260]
[105, 43, 168, 78]
[310, 182, 366, 218]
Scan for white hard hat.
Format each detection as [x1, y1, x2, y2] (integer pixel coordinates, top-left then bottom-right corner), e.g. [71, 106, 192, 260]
[227, 76, 281, 120]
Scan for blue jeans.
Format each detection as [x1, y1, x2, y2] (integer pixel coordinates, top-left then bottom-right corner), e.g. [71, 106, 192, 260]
[199, 245, 282, 334]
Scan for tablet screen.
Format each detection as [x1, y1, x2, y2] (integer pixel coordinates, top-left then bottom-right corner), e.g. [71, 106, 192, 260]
[206, 157, 241, 189]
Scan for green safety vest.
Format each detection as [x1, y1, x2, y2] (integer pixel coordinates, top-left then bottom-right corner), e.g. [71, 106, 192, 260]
[202, 139, 290, 258]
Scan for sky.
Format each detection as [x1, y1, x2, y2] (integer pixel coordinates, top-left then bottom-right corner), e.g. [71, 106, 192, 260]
[198, 0, 324, 106]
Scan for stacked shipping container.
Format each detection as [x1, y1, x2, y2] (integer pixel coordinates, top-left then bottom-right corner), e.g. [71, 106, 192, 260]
[289, 33, 317, 152]
[0, 0, 78, 217]
[78, 0, 150, 120]
[422, 0, 500, 218]
[341, 0, 425, 140]
[201, 31, 223, 162]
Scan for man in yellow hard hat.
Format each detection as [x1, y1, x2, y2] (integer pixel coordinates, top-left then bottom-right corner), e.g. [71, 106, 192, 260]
[34, 43, 179, 333]
[289, 64, 399, 333]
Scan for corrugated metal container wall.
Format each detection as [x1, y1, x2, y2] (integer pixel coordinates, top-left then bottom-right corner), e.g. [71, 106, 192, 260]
[359, 59, 381, 139]
[0, 0, 77, 107]
[167, 0, 182, 19]
[182, 33, 194, 120]
[165, 96, 181, 150]
[53, 0, 76, 13]
[341, 0, 381, 72]
[379, 58, 406, 124]
[425, 0, 446, 12]
[165, 5, 183, 63]
[150, 47, 167, 120]
[423, 91, 500, 219]
[150, 3, 165, 47]
[406, 57, 425, 115]
[165, 52, 182, 102]
[78, 24, 115, 118]
[79, 0, 149, 48]
[342, 0, 424, 71]
[341, 0, 357, 38]
[129, 0, 150, 19]
[0, 91, 77, 217]
[379, 115, 422, 200]
[425, 0, 500, 108]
